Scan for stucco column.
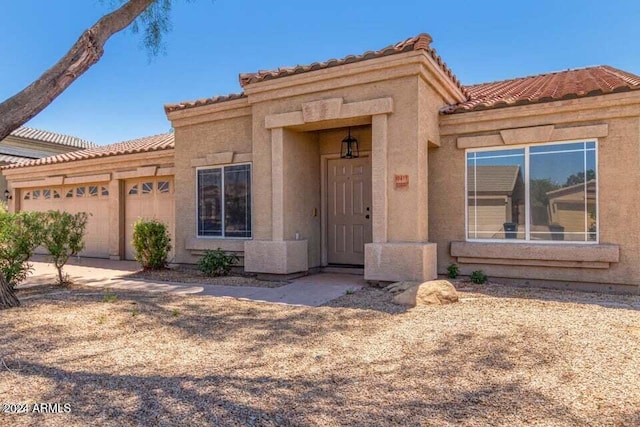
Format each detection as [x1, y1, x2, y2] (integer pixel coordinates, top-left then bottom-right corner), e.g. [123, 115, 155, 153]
[371, 113, 388, 243]
[108, 179, 123, 260]
[244, 126, 308, 275]
[365, 113, 437, 283]
[271, 127, 285, 241]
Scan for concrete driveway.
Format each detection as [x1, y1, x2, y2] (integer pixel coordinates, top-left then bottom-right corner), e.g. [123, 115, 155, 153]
[22, 255, 364, 307]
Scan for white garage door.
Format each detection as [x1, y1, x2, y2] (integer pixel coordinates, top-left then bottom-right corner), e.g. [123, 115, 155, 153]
[21, 183, 111, 258]
[125, 177, 175, 261]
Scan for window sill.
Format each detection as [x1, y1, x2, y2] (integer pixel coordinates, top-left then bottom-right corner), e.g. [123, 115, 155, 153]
[185, 237, 249, 253]
[450, 241, 619, 269]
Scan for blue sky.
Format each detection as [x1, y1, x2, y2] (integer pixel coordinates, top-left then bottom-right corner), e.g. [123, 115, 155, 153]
[2, 0, 640, 145]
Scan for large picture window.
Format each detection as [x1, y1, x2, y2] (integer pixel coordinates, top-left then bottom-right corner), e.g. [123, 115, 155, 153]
[197, 164, 252, 238]
[467, 141, 597, 242]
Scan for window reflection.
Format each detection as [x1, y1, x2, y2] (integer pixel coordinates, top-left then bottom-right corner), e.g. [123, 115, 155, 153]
[467, 149, 526, 240]
[197, 165, 251, 238]
[530, 143, 596, 242]
[197, 168, 222, 236]
[467, 141, 597, 242]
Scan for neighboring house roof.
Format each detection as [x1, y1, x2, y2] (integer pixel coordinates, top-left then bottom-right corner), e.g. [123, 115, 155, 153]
[0, 154, 27, 164]
[0, 145, 66, 159]
[443, 66, 640, 114]
[8, 126, 95, 149]
[546, 179, 597, 199]
[3, 133, 174, 169]
[164, 33, 464, 113]
[468, 165, 522, 194]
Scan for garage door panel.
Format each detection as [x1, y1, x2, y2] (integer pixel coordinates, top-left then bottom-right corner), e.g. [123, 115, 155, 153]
[125, 178, 175, 261]
[21, 184, 110, 258]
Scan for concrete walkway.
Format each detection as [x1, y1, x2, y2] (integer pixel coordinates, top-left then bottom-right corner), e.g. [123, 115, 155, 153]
[22, 256, 365, 307]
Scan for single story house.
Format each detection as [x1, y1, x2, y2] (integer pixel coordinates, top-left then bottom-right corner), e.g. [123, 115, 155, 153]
[0, 126, 94, 198]
[4, 33, 640, 293]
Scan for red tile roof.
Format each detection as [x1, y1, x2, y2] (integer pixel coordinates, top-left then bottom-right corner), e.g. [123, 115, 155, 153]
[3, 133, 174, 169]
[164, 92, 247, 113]
[238, 33, 464, 91]
[8, 126, 95, 149]
[443, 65, 640, 114]
[165, 33, 465, 113]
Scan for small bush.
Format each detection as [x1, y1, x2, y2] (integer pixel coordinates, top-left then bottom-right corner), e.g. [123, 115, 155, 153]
[447, 263, 460, 279]
[42, 211, 88, 286]
[470, 270, 488, 284]
[102, 289, 118, 303]
[132, 219, 172, 270]
[0, 211, 47, 288]
[198, 249, 238, 277]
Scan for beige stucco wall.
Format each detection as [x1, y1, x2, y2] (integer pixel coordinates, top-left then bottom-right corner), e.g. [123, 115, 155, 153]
[282, 129, 321, 267]
[432, 94, 640, 289]
[166, 50, 458, 280]
[0, 173, 7, 203]
[249, 74, 440, 245]
[172, 111, 253, 264]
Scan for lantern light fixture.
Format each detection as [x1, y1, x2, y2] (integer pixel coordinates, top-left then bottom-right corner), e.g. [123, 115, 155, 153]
[340, 127, 359, 159]
[4, 189, 11, 201]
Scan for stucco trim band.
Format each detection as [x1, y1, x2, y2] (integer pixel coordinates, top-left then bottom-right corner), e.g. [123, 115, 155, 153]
[11, 176, 64, 188]
[456, 123, 609, 149]
[451, 241, 619, 265]
[190, 152, 252, 168]
[64, 173, 112, 185]
[264, 97, 394, 129]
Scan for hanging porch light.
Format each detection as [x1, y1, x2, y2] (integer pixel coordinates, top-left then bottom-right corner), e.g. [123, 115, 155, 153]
[340, 127, 359, 159]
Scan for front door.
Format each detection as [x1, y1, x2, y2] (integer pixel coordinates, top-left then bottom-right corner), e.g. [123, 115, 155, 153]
[327, 157, 372, 265]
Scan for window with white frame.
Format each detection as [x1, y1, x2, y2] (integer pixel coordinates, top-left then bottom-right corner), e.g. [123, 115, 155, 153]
[197, 164, 252, 238]
[466, 141, 597, 242]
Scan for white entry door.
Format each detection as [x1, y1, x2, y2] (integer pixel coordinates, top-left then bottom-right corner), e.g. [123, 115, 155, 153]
[327, 157, 372, 265]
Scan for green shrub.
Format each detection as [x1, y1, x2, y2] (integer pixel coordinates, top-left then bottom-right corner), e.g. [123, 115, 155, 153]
[198, 249, 238, 277]
[42, 210, 89, 285]
[132, 219, 172, 270]
[447, 263, 460, 279]
[0, 211, 46, 288]
[470, 270, 488, 284]
[102, 289, 118, 303]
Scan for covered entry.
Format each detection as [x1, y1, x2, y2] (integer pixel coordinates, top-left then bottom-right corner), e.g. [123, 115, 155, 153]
[124, 177, 175, 260]
[21, 183, 111, 257]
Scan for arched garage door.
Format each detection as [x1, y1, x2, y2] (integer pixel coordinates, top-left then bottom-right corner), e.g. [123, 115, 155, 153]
[124, 177, 175, 261]
[21, 183, 111, 258]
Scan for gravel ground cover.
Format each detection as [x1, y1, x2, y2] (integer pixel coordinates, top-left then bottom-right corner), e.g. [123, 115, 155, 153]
[127, 265, 287, 288]
[1, 282, 639, 426]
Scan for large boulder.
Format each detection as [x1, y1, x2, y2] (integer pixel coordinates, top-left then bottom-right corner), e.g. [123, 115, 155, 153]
[392, 280, 459, 307]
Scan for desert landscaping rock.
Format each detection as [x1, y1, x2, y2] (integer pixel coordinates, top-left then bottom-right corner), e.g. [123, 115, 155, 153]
[392, 279, 459, 307]
[2, 283, 640, 426]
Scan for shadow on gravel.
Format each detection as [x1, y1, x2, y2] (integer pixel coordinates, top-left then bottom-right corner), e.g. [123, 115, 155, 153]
[454, 280, 640, 311]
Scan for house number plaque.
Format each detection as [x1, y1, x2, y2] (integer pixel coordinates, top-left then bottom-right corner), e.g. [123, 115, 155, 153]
[394, 174, 409, 189]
